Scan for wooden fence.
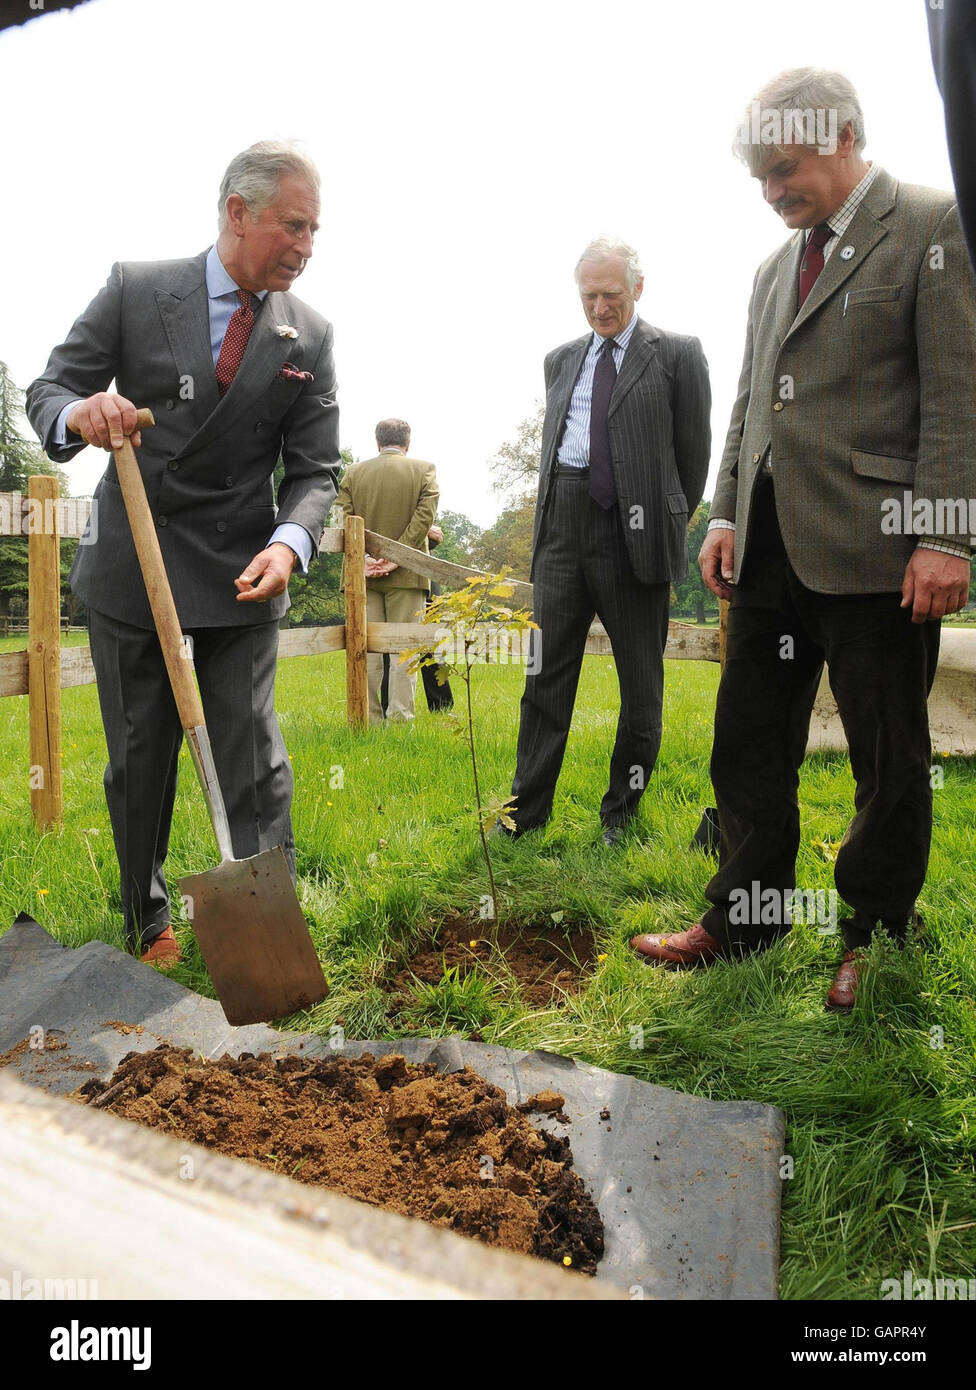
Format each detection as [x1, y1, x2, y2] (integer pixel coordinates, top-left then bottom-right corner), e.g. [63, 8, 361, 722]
[1, 482, 722, 830]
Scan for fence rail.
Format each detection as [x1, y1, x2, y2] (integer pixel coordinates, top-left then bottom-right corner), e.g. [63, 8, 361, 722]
[2, 487, 722, 828]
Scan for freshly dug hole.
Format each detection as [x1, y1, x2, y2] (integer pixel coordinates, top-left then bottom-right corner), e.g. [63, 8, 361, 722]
[394, 918, 597, 1010]
[79, 1044, 604, 1275]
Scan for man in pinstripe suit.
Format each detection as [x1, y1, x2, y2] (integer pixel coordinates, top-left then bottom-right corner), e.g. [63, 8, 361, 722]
[27, 143, 339, 966]
[503, 237, 711, 845]
[631, 71, 976, 1011]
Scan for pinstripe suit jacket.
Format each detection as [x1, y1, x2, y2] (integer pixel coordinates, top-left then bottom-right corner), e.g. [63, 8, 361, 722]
[531, 318, 711, 584]
[27, 252, 340, 628]
[710, 168, 976, 593]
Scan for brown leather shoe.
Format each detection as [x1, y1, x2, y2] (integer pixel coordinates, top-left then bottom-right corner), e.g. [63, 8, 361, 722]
[826, 949, 864, 1013]
[140, 925, 181, 970]
[630, 923, 723, 967]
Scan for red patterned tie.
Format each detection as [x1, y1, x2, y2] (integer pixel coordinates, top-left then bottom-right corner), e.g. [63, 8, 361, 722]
[215, 289, 255, 396]
[798, 221, 832, 308]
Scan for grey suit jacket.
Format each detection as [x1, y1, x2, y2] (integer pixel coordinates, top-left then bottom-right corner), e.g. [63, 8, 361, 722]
[711, 168, 976, 593]
[27, 251, 341, 628]
[531, 317, 711, 584]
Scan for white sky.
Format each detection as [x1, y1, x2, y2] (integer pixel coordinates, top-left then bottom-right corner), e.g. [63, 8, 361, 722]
[0, 0, 953, 526]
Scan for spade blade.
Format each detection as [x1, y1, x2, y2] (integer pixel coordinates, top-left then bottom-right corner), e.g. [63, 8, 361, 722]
[179, 846, 328, 1025]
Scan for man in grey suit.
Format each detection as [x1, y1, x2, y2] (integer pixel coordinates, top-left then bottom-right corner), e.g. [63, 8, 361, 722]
[27, 141, 340, 966]
[631, 71, 975, 1010]
[505, 237, 711, 845]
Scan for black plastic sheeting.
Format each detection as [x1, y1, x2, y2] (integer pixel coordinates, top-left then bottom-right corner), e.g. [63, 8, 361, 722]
[0, 916, 785, 1298]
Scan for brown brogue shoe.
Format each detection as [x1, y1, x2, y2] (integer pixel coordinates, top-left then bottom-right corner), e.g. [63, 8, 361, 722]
[140, 925, 181, 970]
[826, 949, 863, 1013]
[630, 923, 723, 968]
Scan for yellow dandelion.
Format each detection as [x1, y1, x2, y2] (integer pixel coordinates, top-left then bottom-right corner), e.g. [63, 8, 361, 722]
[562, 1256, 572, 1266]
[597, 953, 607, 962]
[38, 889, 49, 895]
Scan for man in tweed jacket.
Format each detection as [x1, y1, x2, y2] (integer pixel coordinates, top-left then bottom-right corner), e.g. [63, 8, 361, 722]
[504, 236, 710, 844]
[632, 70, 976, 1010]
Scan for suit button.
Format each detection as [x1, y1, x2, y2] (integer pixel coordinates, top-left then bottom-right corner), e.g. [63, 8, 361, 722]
[254, 421, 265, 432]
[224, 476, 234, 487]
[753, 453, 761, 463]
[165, 400, 175, 411]
[157, 515, 168, 526]
[773, 401, 785, 412]
[216, 521, 227, 533]
[168, 460, 179, 471]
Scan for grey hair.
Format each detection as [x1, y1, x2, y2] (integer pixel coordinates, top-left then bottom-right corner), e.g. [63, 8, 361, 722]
[217, 141, 320, 230]
[733, 68, 866, 173]
[375, 418, 411, 450]
[574, 235, 643, 292]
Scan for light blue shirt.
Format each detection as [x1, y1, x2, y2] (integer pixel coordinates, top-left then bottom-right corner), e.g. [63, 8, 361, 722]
[54, 244, 313, 571]
[556, 311, 639, 468]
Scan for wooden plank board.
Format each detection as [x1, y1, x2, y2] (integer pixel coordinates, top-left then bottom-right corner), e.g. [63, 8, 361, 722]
[0, 1073, 620, 1301]
[278, 625, 345, 658]
[319, 525, 537, 607]
[368, 620, 721, 662]
[0, 646, 97, 699]
[0, 620, 721, 701]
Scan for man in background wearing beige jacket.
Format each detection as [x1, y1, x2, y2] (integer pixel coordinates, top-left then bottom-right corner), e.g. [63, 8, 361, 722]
[337, 419, 438, 722]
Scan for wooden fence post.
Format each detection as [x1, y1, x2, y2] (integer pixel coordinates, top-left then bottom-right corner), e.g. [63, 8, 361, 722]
[344, 514, 368, 728]
[27, 476, 63, 830]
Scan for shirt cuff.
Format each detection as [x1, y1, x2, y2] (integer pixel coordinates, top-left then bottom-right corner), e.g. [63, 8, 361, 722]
[916, 539, 973, 559]
[55, 400, 84, 447]
[707, 518, 736, 532]
[269, 522, 313, 573]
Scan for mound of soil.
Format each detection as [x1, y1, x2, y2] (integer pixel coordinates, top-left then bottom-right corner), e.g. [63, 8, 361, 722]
[394, 919, 596, 1009]
[79, 1045, 604, 1275]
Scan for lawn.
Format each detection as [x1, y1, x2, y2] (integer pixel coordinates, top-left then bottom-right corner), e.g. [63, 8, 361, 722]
[0, 644, 974, 1300]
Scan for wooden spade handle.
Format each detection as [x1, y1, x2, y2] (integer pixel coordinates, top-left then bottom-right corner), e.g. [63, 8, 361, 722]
[113, 409, 205, 732]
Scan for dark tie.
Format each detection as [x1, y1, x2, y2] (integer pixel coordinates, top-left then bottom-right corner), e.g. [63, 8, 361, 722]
[798, 221, 832, 308]
[589, 337, 618, 509]
[216, 289, 255, 396]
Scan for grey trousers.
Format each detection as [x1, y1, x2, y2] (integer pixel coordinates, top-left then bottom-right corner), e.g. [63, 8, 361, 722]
[511, 469, 671, 830]
[87, 609, 294, 949]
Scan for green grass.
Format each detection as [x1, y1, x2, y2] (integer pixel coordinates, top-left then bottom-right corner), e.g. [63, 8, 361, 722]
[0, 646, 974, 1300]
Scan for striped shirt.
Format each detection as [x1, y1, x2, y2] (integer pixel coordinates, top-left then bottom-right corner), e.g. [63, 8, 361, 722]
[556, 311, 639, 468]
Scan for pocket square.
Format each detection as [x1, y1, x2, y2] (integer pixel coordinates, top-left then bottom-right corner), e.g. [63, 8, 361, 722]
[277, 362, 314, 383]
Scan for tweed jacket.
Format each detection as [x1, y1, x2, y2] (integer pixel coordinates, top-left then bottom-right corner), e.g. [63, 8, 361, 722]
[710, 168, 976, 592]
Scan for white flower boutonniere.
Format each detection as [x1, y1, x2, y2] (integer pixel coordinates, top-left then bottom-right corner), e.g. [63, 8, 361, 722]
[276, 324, 300, 340]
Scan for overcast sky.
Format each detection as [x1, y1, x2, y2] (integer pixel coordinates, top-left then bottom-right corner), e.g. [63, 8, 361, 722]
[0, 0, 953, 526]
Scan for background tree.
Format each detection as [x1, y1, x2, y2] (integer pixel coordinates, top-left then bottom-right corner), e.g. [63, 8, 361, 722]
[670, 500, 717, 624]
[435, 510, 481, 568]
[469, 494, 536, 581]
[270, 448, 353, 627]
[488, 402, 544, 501]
